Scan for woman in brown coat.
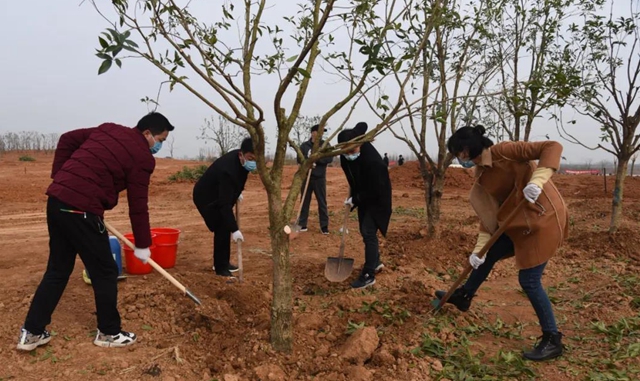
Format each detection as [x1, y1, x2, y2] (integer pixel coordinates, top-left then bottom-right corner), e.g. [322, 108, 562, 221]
[435, 125, 568, 362]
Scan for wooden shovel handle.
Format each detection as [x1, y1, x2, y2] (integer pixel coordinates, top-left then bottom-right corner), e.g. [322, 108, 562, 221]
[338, 204, 350, 259]
[294, 168, 313, 224]
[104, 220, 187, 294]
[435, 199, 527, 310]
[235, 202, 244, 282]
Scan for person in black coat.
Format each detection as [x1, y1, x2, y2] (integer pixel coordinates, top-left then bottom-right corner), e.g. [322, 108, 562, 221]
[298, 124, 334, 234]
[338, 122, 392, 289]
[398, 155, 405, 166]
[383, 153, 389, 167]
[193, 138, 255, 277]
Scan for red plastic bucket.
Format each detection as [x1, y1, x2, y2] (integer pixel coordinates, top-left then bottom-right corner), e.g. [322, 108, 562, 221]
[123, 233, 156, 275]
[150, 228, 181, 269]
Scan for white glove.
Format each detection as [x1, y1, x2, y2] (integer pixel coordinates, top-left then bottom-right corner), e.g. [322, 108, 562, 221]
[523, 183, 542, 203]
[344, 197, 354, 207]
[134, 247, 151, 264]
[469, 253, 485, 269]
[312, 163, 317, 168]
[232, 230, 244, 243]
[238, 193, 243, 202]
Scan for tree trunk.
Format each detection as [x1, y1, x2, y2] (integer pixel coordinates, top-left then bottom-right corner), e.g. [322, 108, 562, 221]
[609, 158, 629, 233]
[631, 158, 636, 176]
[267, 192, 293, 352]
[418, 158, 444, 237]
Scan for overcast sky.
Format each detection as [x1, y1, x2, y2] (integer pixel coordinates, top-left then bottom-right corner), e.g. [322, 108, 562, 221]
[0, 1, 629, 164]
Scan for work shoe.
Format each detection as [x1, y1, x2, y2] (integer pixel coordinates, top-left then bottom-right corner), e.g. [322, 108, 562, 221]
[93, 330, 137, 348]
[434, 288, 474, 312]
[16, 328, 51, 351]
[523, 332, 563, 361]
[215, 268, 236, 278]
[321, 227, 330, 235]
[351, 273, 375, 289]
[375, 262, 385, 273]
[300, 227, 308, 232]
[212, 264, 239, 273]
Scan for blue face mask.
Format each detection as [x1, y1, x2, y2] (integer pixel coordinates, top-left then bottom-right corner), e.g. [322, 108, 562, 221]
[344, 152, 360, 161]
[458, 157, 475, 168]
[243, 159, 257, 172]
[150, 140, 162, 154]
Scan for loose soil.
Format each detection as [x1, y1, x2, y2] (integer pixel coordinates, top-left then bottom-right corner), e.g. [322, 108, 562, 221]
[1, 152, 639, 381]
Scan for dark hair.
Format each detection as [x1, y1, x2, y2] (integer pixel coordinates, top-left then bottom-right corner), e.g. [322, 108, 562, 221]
[240, 137, 254, 154]
[447, 125, 494, 159]
[311, 124, 319, 133]
[136, 112, 175, 135]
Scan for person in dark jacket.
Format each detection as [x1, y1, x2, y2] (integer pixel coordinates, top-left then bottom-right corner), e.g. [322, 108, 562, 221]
[398, 155, 405, 166]
[338, 122, 392, 289]
[193, 138, 255, 277]
[17, 112, 174, 351]
[383, 153, 389, 167]
[298, 124, 334, 234]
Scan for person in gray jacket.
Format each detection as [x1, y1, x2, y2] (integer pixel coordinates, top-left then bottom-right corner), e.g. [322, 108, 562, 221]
[298, 125, 333, 234]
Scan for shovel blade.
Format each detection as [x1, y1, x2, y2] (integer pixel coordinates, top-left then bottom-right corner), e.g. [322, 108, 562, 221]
[324, 257, 355, 282]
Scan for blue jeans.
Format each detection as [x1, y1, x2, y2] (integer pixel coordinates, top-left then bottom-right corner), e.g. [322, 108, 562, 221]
[462, 234, 558, 334]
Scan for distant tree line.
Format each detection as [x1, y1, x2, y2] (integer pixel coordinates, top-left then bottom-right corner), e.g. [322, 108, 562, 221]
[0, 132, 60, 154]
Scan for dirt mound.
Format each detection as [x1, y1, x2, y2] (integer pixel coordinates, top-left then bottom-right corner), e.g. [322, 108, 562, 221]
[389, 161, 475, 191]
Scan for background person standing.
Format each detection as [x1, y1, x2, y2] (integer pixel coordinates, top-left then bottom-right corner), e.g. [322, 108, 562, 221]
[298, 125, 333, 234]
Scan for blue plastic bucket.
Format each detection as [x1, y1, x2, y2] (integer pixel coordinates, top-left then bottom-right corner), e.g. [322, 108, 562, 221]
[109, 236, 123, 276]
[84, 236, 123, 281]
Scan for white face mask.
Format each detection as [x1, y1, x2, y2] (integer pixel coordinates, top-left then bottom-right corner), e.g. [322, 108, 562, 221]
[344, 152, 360, 161]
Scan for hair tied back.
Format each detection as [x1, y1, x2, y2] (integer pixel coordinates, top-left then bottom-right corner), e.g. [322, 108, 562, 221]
[474, 125, 486, 136]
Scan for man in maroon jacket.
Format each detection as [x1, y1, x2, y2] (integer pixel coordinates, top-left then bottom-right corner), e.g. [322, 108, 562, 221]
[17, 112, 174, 351]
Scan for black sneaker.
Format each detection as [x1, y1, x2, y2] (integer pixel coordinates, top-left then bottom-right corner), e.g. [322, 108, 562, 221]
[351, 273, 375, 289]
[212, 264, 239, 273]
[523, 332, 563, 361]
[321, 227, 329, 235]
[434, 288, 474, 312]
[300, 227, 308, 232]
[215, 269, 236, 278]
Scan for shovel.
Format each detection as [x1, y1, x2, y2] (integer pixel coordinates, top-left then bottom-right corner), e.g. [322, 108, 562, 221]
[324, 204, 355, 282]
[284, 168, 312, 236]
[431, 200, 527, 313]
[104, 220, 202, 305]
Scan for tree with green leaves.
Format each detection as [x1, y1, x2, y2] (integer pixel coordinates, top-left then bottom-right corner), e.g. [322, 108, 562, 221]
[560, 0, 640, 233]
[89, 0, 438, 351]
[480, 0, 583, 142]
[375, 0, 496, 237]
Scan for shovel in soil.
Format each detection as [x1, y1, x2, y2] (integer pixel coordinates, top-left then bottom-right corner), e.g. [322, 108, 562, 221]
[431, 200, 527, 313]
[324, 204, 355, 282]
[285, 168, 312, 237]
[104, 220, 202, 305]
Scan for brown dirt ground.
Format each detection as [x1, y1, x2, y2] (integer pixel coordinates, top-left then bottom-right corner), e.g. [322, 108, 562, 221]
[1, 152, 639, 381]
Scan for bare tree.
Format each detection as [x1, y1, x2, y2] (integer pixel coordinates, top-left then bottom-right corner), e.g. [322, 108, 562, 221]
[631, 153, 639, 176]
[560, 0, 640, 233]
[200, 115, 245, 157]
[92, 0, 437, 351]
[167, 135, 175, 158]
[290, 115, 320, 148]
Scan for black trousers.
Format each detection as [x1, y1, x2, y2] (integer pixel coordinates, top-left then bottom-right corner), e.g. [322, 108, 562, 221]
[24, 197, 121, 335]
[299, 177, 329, 229]
[359, 209, 380, 276]
[213, 227, 232, 271]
